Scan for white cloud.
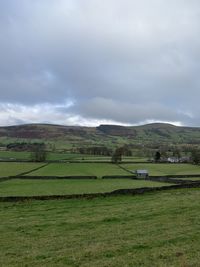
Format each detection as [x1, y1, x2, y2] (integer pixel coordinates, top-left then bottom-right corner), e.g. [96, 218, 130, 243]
[0, 102, 130, 126]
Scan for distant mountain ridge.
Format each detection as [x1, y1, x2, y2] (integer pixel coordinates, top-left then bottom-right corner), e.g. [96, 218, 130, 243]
[0, 123, 200, 147]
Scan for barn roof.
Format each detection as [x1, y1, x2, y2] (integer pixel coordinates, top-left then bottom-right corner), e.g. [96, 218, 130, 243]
[135, 169, 148, 174]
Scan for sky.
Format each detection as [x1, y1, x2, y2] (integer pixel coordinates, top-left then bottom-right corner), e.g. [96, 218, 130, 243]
[0, 0, 200, 127]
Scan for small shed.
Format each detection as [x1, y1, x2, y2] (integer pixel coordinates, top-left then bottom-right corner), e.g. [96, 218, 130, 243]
[135, 170, 149, 179]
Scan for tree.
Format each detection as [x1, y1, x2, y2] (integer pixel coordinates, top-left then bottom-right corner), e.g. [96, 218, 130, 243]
[154, 151, 161, 162]
[31, 144, 47, 162]
[172, 149, 181, 159]
[111, 148, 122, 164]
[191, 149, 200, 165]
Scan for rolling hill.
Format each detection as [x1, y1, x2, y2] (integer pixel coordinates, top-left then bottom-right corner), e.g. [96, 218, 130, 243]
[0, 123, 199, 150]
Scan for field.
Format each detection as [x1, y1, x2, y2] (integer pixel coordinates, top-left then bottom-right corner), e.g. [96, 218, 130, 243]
[27, 163, 131, 178]
[0, 150, 148, 162]
[0, 151, 87, 161]
[2, 162, 200, 181]
[0, 162, 44, 177]
[122, 163, 200, 176]
[1, 158, 200, 266]
[0, 179, 169, 197]
[1, 189, 200, 266]
[0, 151, 31, 160]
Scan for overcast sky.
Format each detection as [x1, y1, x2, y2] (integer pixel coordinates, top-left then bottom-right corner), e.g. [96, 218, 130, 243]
[0, 0, 200, 127]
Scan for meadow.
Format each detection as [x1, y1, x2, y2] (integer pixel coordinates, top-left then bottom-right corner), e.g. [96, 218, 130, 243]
[1, 161, 199, 187]
[0, 150, 147, 162]
[0, 151, 83, 161]
[122, 163, 200, 176]
[27, 163, 131, 178]
[0, 178, 169, 197]
[0, 151, 31, 160]
[0, 162, 45, 177]
[26, 162, 200, 178]
[1, 156, 200, 266]
[1, 188, 200, 267]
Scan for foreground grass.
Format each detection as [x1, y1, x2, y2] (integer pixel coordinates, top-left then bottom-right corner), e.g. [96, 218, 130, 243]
[0, 162, 44, 177]
[122, 163, 200, 176]
[0, 179, 170, 197]
[1, 189, 200, 266]
[28, 163, 130, 178]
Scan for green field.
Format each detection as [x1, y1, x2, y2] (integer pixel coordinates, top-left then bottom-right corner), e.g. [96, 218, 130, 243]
[0, 162, 44, 177]
[1, 189, 200, 266]
[0, 150, 149, 162]
[0, 151, 31, 160]
[0, 150, 147, 162]
[122, 163, 200, 176]
[27, 163, 130, 178]
[0, 151, 84, 161]
[1, 162, 199, 179]
[0, 179, 169, 197]
[47, 153, 88, 161]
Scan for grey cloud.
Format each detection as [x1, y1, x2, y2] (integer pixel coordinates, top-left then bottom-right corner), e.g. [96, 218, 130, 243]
[0, 0, 200, 125]
[75, 97, 192, 125]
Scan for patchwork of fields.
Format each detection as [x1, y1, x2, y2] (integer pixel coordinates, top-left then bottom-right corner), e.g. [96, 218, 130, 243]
[1, 157, 200, 266]
[0, 162, 45, 177]
[1, 162, 199, 179]
[1, 162, 200, 198]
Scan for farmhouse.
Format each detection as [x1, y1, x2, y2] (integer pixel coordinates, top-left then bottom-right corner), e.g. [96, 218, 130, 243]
[167, 157, 179, 163]
[135, 170, 149, 179]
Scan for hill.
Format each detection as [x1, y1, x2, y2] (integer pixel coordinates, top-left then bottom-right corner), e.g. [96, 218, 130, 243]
[0, 123, 199, 151]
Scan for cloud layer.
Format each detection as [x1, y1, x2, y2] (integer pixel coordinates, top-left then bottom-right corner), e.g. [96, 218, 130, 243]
[0, 0, 200, 126]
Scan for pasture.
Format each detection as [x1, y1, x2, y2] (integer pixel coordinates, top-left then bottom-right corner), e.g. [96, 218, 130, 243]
[22, 161, 200, 179]
[1, 189, 200, 266]
[1, 160, 200, 266]
[0, 150, 148, 162]
[0, 151, 84, 161]
[1, 161, 199, 180]
[122, 163, 200, 176]
[0, 151, 31, 160]
[27, 163, 130, 178]
[0, 178, 169, 197]
[0, 162, 45, 177]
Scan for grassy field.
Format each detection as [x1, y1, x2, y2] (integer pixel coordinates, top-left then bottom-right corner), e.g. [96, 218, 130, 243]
[1, 162, 199, 179]
[47, 153, 86, 161]
[0, 151, 31, 160]
[27, 163, 131, 178]
[0, 151, 84, 161]
[0, 150, 147, 162]
[1, 189, 200, 266]
[0, 179, 170, 197]
[122, 163, 200, 176]
[73, 156, 148, 162]
[0, 162, 45, 177]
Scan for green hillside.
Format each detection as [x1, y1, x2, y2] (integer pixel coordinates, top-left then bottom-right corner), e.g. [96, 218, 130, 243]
[0, 123, 199, 151]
